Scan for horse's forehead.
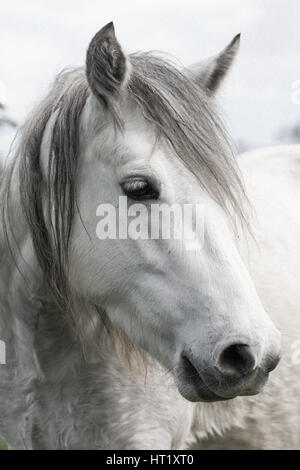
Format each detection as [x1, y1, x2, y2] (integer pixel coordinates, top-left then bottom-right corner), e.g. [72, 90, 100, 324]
[88, 115, 157, 166]
[87, 117, 200, 192]
[83, 97, 196, 186]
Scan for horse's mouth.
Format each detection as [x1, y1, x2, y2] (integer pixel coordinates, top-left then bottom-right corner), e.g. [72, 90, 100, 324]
[175, 368, 236, 402]
[176, 377, 235, 402]
[174, 354, 268, 403]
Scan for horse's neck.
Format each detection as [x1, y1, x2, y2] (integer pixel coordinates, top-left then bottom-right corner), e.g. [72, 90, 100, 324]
[0, 176, 84, 447]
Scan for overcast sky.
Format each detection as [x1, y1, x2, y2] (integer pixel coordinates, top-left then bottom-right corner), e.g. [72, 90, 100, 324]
[1, 0, 300, 154]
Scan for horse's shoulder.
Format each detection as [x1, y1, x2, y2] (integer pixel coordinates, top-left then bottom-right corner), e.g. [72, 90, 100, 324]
[238, 145, 300, 182]
[238, 145, 300, 174]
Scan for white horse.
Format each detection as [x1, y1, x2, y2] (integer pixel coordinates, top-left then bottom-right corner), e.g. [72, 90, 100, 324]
[0, 22, 299, 450]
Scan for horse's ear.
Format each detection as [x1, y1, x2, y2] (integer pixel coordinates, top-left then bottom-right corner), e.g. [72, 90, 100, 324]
[188, 34, 240, 96]
[86, 22, 129, 102]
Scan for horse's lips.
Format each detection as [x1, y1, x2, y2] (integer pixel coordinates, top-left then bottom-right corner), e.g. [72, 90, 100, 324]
[176, 371, 263, 402]
[175, 357, 269, 402]
[174, 361, 230, 402]
[175, 372, 234, 402]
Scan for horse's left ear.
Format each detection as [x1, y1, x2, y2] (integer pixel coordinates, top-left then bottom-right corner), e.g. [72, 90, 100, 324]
[86, 22, 129, 102]
[188, 34, 241, 96]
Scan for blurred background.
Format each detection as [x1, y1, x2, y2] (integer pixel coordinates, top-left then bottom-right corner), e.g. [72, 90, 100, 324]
[0, 0, 300, 160]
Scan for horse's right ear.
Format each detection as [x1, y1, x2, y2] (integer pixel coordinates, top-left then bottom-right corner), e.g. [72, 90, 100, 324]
[86, 22, 129, 102]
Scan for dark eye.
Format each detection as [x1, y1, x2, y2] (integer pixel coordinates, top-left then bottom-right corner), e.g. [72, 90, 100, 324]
[121, 177, 159, 201]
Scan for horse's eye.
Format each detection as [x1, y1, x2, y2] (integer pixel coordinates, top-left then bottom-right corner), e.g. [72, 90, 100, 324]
[121, 177, 159, 201]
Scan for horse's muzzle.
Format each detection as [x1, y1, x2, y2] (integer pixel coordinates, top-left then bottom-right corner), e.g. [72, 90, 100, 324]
[175, 339, 281, 402]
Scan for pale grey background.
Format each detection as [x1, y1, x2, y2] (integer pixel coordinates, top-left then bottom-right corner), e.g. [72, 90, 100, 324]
[0, 0, 300, 158]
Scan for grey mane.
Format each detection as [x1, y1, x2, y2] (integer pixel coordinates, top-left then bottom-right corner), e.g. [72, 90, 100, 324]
[1, 53, 246, 318]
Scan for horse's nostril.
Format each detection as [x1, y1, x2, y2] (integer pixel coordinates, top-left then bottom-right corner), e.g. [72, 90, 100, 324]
[216, 343, 257, 377]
